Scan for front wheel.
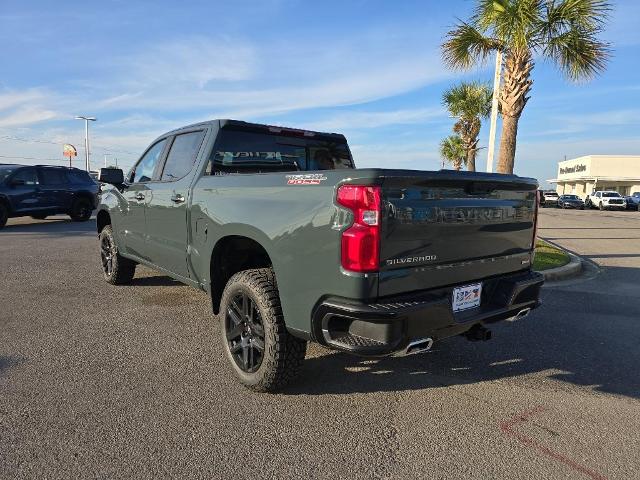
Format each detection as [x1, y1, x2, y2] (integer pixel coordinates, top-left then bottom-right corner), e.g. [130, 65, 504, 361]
[99, 225, 136, 285]
[70, 197, 93, 222]
[220, 268, 307, 392]
[599, 202, 605, 211]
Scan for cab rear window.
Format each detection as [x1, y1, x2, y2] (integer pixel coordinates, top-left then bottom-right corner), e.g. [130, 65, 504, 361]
[206, 129, 353, 175]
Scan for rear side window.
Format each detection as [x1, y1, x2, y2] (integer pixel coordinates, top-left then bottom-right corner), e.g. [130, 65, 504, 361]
[12, 168, 39, 185]
[67, 169, 92, 184]
[131, 139, 167, 183]
[161, 131, 205, 181]
[207, 129, 353, 175]
[40, 169, 68, 185]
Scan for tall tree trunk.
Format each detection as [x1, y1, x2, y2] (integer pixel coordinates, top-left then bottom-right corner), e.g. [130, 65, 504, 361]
[497, 115, 518, 174]
[466, 148, 476, 171]
[497, 50, 533, 174]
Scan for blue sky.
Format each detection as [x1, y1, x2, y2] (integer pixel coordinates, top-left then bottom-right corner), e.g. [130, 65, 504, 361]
[1, 0, 639, 186]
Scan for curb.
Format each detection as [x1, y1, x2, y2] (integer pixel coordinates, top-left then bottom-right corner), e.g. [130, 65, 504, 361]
[539, 251, 582, 282]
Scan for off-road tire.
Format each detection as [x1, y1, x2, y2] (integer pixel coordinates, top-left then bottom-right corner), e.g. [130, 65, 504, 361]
[219, 268, 307, 392]
[0, 203, 8, 228]
[70, 197, 93, 222]
[99, 225, 136, 285]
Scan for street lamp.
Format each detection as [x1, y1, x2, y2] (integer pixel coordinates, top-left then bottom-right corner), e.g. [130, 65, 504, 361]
[75, 116, 97, 172]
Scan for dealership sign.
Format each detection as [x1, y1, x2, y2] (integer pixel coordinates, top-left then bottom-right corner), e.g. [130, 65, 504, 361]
[559, 164, 587, 175]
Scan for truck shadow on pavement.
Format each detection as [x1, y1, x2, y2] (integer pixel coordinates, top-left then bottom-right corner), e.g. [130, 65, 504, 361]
[286, 272, 640, 400]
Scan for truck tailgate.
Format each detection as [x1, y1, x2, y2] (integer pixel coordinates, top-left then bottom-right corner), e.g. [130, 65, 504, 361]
[378, 171, 537, 297]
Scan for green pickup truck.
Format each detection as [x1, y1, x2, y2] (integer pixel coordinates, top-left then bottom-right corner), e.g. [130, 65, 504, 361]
[97, 119, 543, 392]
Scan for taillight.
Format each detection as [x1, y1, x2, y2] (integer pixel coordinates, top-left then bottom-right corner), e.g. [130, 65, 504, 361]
[336, 185, 381, 272]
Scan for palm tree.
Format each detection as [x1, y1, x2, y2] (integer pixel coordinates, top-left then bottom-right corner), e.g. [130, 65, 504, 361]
[442, 81, 492, 171]
[440, 135, 466, 171]
[442, 0, 611, 174]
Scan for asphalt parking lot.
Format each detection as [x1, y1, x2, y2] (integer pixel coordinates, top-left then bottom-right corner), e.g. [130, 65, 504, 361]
[1, 209, 639, 479]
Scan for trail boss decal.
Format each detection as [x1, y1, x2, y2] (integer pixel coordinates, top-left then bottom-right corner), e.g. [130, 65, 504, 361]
[286, 173, 327, 185]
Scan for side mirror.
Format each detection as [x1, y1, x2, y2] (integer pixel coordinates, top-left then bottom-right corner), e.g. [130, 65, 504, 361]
[98, 167, 124, 186]
[10, 179, 25, 187]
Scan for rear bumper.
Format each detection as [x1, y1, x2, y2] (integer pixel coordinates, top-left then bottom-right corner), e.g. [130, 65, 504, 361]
[312, 270, 543, 356]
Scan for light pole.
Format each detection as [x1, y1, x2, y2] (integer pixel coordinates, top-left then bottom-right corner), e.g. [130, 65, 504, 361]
[75, 116, 97, 172]
[103, 153, 112, 168]
[486, 51, 502, 173]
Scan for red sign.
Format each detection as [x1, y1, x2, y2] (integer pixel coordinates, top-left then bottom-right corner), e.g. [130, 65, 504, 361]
[63, 144, 77, 158]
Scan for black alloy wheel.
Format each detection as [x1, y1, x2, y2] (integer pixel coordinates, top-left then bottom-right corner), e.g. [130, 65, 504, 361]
[71, 197, 92, 221]
[100, 232, 115, 278]
[225, 292, 266, 373]
[99, 225, 135, 284]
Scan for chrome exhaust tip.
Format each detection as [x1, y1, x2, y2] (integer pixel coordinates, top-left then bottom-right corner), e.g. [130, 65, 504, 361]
[397, 337, 434, 356]
[507, 307, 532, 322]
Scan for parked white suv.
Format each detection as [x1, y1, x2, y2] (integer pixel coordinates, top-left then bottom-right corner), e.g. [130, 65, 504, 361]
[587, 191, 627, 211]
[542, 191, 559, 207]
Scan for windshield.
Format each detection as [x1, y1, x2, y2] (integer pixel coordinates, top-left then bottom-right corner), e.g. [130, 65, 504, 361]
[545, 192, 558, 196]
[563, 195, 579, 200]
[0, 166, 17, 182]
[603, 192, 621, 197]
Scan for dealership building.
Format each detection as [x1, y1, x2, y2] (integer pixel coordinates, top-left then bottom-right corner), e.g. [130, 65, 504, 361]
[548, 155, 640, 198]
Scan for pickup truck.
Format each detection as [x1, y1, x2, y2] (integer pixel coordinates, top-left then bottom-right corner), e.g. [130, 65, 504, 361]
[96, 119, 543, 392]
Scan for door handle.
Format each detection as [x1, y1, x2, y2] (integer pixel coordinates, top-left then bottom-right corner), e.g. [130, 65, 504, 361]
[171, 193, 185, 204]
[134, 193, 145, 201]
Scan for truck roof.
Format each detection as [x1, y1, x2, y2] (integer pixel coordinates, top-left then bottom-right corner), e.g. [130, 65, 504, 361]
[164, 119, 347, 141]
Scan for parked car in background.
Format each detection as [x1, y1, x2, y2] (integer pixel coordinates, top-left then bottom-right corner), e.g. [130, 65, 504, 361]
[0, 164, 98, 228]
[625, 192, 640, 211]
[587, 191, 627, 211]
[557, 194, 585, 209]
[542, 191, 559, 207]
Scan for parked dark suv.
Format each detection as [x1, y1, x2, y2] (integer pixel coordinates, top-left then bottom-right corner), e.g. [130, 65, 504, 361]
[0, 164, 99, 228]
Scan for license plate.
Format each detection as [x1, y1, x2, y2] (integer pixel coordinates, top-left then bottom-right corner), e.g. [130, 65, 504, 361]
[452, 283, 482, 312]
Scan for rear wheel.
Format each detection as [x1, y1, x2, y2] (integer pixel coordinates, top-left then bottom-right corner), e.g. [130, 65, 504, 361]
[70, 197, 92, 222]
[99, 225, 136, 285]
[220, 268, 307, 392]
[0, 203, 8, 229]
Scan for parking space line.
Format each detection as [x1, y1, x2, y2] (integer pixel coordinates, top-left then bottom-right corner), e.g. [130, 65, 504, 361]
[499, 406, 607, 480]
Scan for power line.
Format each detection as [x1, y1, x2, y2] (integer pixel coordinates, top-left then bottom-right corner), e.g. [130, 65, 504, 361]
[0, 134, 139, 156]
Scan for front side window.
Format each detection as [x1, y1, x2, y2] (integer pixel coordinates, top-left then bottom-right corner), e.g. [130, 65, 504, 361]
[161, 131, 205, 181]
[131, 139, 167, 183]
[40, 169, 68, 185]
[12, 168, 38, 185]
[0, 166, 16, 182]
[206, 129, 353, 175]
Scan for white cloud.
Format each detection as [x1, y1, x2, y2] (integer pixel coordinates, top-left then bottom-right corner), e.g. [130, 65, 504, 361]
[298, 107, 446, 132]
[0, 106, 58, 128]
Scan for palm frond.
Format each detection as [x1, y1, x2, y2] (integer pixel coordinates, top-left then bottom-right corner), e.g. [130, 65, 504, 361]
[474, 0, 542, 50]
[439, 135, 466, 169]
[442, 81, 493, 119]
[442, 22, 501, 69]
[544, 28, 611, 80]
